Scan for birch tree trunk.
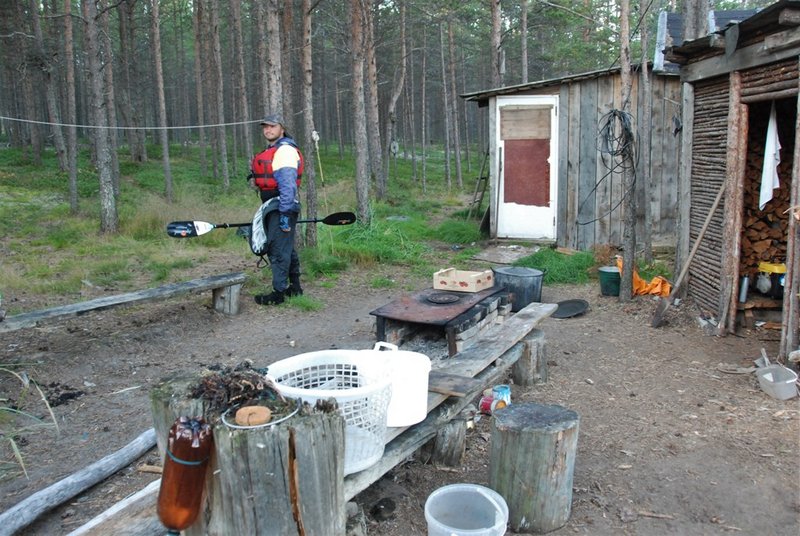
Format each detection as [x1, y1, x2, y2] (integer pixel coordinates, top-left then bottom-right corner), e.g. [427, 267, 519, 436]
[256, 2, 270, 112]
[364, 0, 386, 199]
[439, 23, 452, 190]
[150, 0, 174, 203]
[16, 2, 42, 165]
[210, 1, 230, 190]
[683, 0, 710, 41]
[63, 0, 78, 213]
[490, 0, 502, 88]
[520, 0, 528, 84]
[82, 0, 117, 233]
[447, 21, 462, 189]
[281, 1, 296, 128]
[639, 0, 653, 263]
[118, 0, 147, 163]
[192, 0, 208, 176]
[301, 0, 319, 247]
[381, 1, 407, 194]
[351, 0, 371, 225]
[420, 27, 428, 193]
[231, 0, 252, 155]
[266, 0, 283, 112]
[100, 2, 120, 197]
[619, 0, 636, 302]
[30, 0, 67, 171]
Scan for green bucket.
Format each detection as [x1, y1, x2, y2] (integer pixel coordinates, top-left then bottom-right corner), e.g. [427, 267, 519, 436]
[598, 266, 621, 296]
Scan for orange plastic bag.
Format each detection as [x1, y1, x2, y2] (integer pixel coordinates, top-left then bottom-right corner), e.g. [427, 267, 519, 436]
[616, 258, 671, 297]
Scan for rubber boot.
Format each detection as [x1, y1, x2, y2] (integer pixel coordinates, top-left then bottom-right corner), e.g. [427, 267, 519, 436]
[254, 290, 285, 305]
[286, 274, 303, 297]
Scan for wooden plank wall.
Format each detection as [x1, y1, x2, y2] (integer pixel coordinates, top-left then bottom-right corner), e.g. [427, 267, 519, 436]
[686, 76, 730, 314]
[553, 71, 682, 250]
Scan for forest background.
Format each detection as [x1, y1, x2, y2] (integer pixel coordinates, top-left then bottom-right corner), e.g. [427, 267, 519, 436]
[0, 0, 776, 241]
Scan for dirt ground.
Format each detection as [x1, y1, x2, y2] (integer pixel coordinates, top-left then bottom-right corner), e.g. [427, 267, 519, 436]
[1, 252, 798, 536]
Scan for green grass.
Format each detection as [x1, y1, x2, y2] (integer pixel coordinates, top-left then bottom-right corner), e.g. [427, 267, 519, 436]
[513, 247, 597, 285]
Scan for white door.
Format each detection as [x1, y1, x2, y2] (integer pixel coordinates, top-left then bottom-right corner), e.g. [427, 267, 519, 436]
[496, 96, 558, 239]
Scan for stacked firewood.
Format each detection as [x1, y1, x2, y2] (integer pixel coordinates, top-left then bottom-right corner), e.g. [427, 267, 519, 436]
[739, 142, 790, 277]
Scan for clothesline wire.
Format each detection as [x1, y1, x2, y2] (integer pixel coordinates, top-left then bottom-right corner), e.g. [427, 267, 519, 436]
[0, 115, 260, 131]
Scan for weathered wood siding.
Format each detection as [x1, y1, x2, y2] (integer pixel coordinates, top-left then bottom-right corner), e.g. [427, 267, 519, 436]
[546, 72, 682, 250]
[686, 76, 729, 314]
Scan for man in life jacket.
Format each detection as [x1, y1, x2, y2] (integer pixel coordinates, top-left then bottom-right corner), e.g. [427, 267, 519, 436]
[248, 113, 304, 305]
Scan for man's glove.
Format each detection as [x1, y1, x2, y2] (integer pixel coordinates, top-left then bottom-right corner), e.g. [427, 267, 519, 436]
[279, 213, 291, 232]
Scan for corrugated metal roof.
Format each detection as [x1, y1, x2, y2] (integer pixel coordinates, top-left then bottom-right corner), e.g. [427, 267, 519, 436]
[460, 64, 647, 103]
[669, 0, 800, 60]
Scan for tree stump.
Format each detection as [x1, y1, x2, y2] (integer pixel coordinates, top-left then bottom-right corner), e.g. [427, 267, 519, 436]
[489, 403, 579, 534]
[150, 372, 346, 535]
[511, 328, 548, 386]
[427, 404, 476, 467]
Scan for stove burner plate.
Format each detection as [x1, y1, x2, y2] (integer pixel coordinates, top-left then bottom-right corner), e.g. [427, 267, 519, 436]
[427, 292, 461, 304]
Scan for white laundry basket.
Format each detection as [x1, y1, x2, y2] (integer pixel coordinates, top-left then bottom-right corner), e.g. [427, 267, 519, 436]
[266, 350, 392, 475]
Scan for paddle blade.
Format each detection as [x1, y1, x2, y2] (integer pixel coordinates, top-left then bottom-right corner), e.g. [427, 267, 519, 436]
[166, 221, 215, 238]
[322, 212, 356, 226]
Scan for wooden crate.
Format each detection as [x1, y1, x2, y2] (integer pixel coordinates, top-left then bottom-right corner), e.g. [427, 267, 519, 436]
[433, 268, 494, 293]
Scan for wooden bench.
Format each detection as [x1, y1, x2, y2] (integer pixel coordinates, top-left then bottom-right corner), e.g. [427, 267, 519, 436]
[63, 301, 556, 535]
[0, 272, 246, 333]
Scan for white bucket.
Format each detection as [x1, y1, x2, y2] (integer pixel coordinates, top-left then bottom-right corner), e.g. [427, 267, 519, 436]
[424, 483, 509, 536]
[363, 342, 431, 427]
[756, 364, 799, 400]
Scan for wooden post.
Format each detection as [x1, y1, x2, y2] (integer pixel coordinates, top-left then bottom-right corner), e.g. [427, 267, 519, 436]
[489, 403, 579, 534]
[511, 328, 547, 386]
[427, 404, 476, 467]
[150, 373, 346, 535]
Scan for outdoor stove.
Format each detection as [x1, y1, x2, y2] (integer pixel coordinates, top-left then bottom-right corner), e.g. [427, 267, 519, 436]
[370, 286, 510, 357]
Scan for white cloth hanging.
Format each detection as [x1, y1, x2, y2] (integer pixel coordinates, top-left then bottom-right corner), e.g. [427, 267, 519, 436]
[759, 101, 781, 210]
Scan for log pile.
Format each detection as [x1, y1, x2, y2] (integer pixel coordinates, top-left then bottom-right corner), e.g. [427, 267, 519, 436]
[739, 123, 791, 278]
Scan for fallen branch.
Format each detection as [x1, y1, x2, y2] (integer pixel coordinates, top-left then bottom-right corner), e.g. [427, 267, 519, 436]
[638, 510, 676, 520]
[0, 428, 156, 535]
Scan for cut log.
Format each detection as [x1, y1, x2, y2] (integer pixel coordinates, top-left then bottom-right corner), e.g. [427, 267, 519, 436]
[0, 428, 157, 536]
[149, 374, 347, 536]
[427, 405, 475, 467]
[511, 328, 547, 386]
[489, 403, 580, 534]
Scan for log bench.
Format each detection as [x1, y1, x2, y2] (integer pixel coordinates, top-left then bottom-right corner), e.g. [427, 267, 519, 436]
[0, 272, 246, 333]
[65, 301, 556, 535]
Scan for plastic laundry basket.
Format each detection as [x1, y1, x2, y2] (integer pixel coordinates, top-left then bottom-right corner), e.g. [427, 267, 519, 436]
[266, 350, 392, 475]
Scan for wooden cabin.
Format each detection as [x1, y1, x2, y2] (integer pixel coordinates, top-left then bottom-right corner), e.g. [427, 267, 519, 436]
[461, 65, 682, 251]
[665, 0, 800, 357]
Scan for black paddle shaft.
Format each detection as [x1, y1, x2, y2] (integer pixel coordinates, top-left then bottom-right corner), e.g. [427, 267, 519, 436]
[166, 212, 356, 238]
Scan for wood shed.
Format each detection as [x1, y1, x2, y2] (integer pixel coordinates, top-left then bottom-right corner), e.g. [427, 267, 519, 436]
[665, 0, 800, 357]
[461, 65, 682, 251]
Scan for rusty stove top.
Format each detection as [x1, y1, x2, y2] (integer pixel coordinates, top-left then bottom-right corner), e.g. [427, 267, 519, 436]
[370, 286, 504, 326]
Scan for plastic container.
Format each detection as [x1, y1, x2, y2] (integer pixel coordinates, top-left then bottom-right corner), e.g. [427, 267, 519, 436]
[492, 266, 545, 312]
[757, 262, 786, 299]
[266, 350, 392, 475]
[157, 417, 213, 534]
[424, 483, 509, 536]
[756, 364, 798, 400]
[367, 342, 431, 427]
[598, 266, 621, 296]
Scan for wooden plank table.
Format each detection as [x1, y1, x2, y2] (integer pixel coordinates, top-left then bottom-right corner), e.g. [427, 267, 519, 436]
[67, 301, 557, 535]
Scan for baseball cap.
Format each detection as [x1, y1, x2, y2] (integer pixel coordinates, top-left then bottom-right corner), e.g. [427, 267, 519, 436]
[260, 113, 284, 126]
